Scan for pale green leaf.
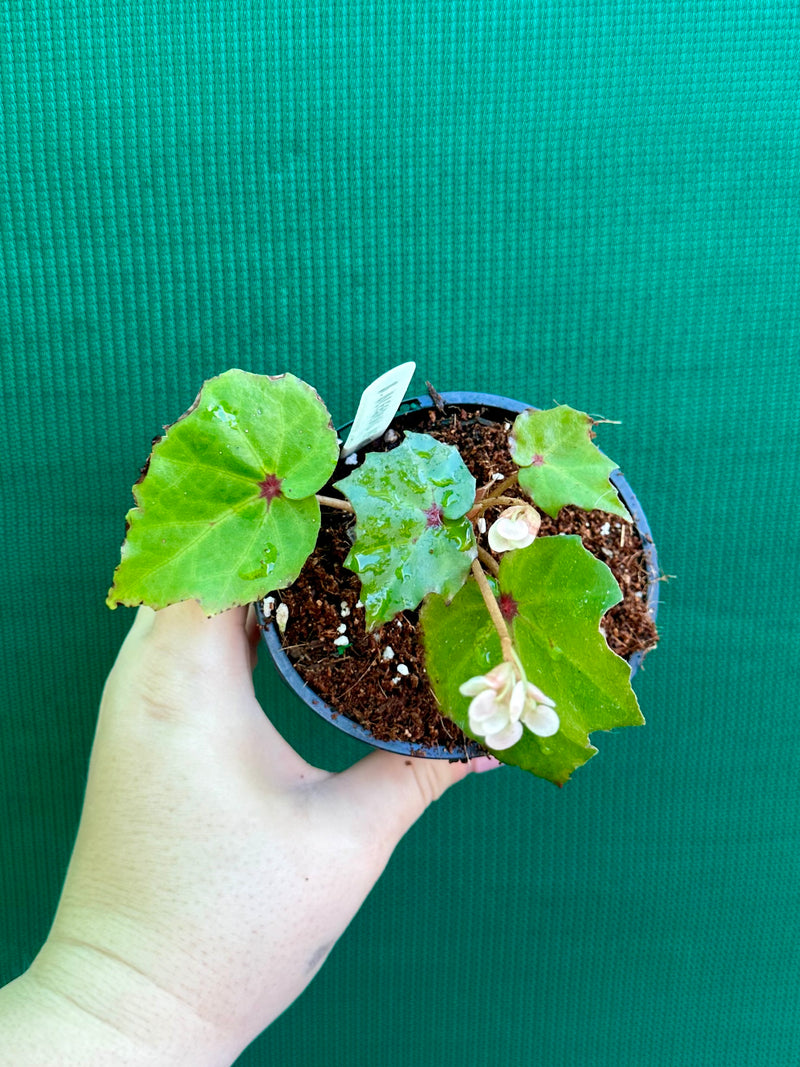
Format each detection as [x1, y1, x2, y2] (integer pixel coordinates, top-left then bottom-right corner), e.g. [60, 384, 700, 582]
[510, 405, 630, 520]
[107, 370, 339, 614]
[421, 536, 643, 784]
[335, 432, 477, 628]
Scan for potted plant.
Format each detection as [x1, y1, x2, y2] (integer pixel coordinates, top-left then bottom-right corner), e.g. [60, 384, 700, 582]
[107, 369, 659, 786]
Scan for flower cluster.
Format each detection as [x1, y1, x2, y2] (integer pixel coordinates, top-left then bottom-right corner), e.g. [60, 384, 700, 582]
[458, 660, 558, 750]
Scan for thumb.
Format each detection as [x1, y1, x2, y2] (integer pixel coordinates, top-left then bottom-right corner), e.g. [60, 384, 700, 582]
[327, 748, 496, 846]
[101, 600, 259, 736]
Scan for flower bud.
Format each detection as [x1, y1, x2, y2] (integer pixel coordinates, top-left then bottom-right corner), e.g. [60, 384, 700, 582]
[487, 504, 541, 553]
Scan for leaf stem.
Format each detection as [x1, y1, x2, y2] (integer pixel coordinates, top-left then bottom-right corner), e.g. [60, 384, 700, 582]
[316, 494, 354, 512]
[477, 544, 500, 578]
[483, 471, 519, 500]
[470, 558, 514, 662]
[466, 495, 520, 521]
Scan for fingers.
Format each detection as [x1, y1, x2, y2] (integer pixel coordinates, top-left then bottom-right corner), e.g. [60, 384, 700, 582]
[108, 603, 500, 803]
[469, 755, 503, 774]
[326, 747, 494, 848]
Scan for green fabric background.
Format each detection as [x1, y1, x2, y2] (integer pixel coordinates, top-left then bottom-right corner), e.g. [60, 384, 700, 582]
[2, 2, 798, 1063]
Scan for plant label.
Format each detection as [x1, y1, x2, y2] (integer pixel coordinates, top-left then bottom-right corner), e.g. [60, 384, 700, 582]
[340, 362, 416, 456]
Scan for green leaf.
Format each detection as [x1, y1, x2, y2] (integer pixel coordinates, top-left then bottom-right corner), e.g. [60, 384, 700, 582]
[421, 536, 643, 785]
[510, 405, 630, 520]
[335, 432, 477, 628]
[107, 370, 339, 615]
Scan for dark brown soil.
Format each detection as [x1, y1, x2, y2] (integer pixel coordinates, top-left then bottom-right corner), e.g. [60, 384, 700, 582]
[264, 402, 659, 751]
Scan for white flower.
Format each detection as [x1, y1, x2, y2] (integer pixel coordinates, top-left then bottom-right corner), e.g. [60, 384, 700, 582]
[519, 681, 560, 739]
[458, 661, 558, 750]
[487, 504, 541, 553]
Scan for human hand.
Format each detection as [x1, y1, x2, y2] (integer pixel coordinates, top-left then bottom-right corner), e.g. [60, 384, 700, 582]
[3, 601, 496, 1065]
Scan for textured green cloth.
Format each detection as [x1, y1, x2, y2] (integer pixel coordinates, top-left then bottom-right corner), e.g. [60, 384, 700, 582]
[2, 3, 799, 1063]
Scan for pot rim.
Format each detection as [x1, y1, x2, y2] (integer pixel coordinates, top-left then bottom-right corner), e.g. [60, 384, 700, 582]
[257, 391, 659, 760]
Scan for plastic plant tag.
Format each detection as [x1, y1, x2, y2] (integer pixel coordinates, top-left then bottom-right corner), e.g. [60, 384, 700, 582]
[340, 362, 416, 456]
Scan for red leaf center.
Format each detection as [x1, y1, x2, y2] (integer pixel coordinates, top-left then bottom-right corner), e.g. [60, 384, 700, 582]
[259, 473, 283, 505]
[424, 502, 444, 527]
[498, 592, 519, 621]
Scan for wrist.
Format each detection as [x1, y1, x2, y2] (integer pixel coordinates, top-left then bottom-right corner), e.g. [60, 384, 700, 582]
[0, 940, 244, 1067]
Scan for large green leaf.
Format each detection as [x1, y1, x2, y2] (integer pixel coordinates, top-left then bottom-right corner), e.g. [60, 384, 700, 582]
[107, 370, 339, 615]
[421, 536, 643, 784]
[335, 432, 477, 628]
[510, 405, 630, 520]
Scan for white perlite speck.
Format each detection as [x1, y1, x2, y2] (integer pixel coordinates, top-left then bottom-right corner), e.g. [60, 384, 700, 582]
[333, 635, 349, 647]
[382, 646, 395, 661]
[275, 603, 289, 634]
[396, 664, 409, 676]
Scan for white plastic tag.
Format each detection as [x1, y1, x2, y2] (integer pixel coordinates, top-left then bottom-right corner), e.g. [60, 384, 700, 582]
[341, 362, 416, 456]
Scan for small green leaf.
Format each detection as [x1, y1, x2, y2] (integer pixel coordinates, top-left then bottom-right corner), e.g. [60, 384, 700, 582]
[107, 370, 339, 615]
[335, 432, 477, 628]
[510, 405, 630, 520]
[421, 536, 643, 784]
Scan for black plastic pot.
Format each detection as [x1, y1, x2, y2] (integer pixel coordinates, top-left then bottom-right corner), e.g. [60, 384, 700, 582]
[257, 391, 659, 760]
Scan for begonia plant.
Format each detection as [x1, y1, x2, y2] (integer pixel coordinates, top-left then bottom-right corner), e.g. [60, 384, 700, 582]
[108, 369, 651, 785]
